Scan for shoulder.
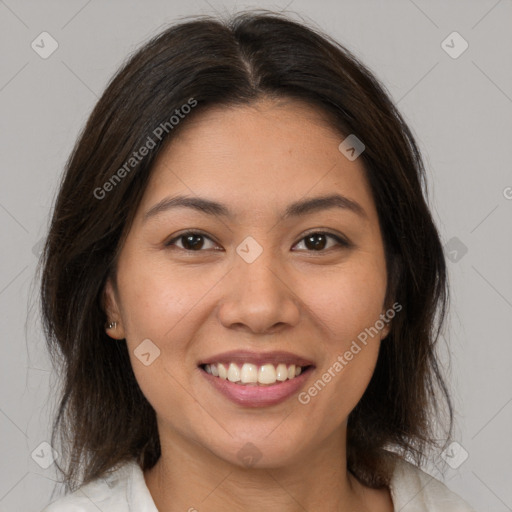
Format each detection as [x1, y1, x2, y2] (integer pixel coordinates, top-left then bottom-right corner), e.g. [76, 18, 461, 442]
[389, 457, 477, 511]
[41, 459, 154, 512]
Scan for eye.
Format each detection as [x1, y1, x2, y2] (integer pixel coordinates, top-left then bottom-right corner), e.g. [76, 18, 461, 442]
[164, 230, 351, 253]
[164, 231, 220, 251]
[293, 231, 350, 252]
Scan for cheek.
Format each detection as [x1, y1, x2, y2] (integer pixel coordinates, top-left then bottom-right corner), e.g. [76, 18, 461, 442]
[116, 255, 221, 397]
[306, 260, 386, 400]
[298, 258, 386, 410]
[117, 253, 208, 343]
[116, 260, 207, 414]
[304, 259, 387, 345]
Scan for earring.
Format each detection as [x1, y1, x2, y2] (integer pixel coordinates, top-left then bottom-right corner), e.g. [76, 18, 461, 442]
[106, 321, 117, 330]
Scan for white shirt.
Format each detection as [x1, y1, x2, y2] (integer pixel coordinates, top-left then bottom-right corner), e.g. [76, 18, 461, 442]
[41, 458, 477, 511]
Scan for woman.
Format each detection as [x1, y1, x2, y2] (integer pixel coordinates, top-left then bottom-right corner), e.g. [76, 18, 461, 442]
[40, 10, 477, 511]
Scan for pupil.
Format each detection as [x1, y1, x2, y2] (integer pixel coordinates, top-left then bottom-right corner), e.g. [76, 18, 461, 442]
[305, 233, 326, 250]
[183, 234, 203, 250]
[180, 234, 328, 251]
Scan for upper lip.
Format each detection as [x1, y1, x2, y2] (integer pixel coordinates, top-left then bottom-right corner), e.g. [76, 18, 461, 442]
[197, 350, 315, 368]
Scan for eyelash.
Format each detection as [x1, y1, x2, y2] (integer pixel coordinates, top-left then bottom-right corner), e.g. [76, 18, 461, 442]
[164, 230, 351, 253]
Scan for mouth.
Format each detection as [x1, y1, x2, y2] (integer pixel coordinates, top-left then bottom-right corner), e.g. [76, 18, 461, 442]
[199, 362, 314, 386]
[197, 350, 316, 407]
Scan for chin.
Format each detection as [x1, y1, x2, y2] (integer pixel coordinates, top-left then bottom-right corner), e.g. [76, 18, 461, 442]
[205, 429, 307, 469]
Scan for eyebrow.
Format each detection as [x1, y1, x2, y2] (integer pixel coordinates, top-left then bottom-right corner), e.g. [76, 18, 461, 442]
[143, 193, 367, 222]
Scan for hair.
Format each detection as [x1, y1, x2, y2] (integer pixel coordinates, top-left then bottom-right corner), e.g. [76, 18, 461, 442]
[40, 9, 453, 494]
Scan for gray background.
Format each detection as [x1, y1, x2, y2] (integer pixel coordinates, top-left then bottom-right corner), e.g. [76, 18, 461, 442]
[1, 0, 511, 510]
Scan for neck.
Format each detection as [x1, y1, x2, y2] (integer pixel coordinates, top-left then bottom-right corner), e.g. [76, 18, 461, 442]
[143, 425, 392, 512]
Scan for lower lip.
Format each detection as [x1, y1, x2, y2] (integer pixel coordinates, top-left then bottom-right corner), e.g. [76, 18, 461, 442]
[199, 366, 314, 407]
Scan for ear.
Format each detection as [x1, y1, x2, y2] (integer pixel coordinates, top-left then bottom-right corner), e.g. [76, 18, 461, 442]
[379, 301, 394, 340]
[103, 278, 126, 339]
[380, 320, 392, 340]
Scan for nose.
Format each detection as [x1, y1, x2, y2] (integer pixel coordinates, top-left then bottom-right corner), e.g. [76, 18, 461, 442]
[217, 249, 301, 335]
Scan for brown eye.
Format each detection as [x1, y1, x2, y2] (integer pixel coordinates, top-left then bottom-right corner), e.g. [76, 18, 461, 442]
[165, 231, 218, 251]
[165, 230, 350, 253]
[293, 232, 350, 252]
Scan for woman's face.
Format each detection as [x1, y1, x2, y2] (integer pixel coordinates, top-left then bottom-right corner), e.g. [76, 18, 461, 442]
[105, 98, 391, 468]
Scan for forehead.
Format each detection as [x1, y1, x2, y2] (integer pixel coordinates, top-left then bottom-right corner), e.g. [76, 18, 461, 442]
[139, 98, 377, 223]
[160, 97, 342, 163]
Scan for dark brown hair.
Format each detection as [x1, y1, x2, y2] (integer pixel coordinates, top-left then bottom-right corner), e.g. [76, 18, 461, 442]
[40, 9, 453, 493]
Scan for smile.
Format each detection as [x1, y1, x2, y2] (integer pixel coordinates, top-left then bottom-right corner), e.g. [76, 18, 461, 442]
[201, 362, 308, 385]
[198, 354, 315, 407]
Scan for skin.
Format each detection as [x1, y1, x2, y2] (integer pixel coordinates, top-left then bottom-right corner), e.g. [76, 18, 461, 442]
[104, 97, 394, 512]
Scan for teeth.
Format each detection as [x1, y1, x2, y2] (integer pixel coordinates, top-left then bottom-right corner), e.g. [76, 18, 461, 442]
[227, 363, 240, 382]
[240, 363, 258, 384]
[218, 363, 227, 379]
[204, 362, 308, 385]
[258, 363, 276, 384]
[276, 363, 288, 381]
